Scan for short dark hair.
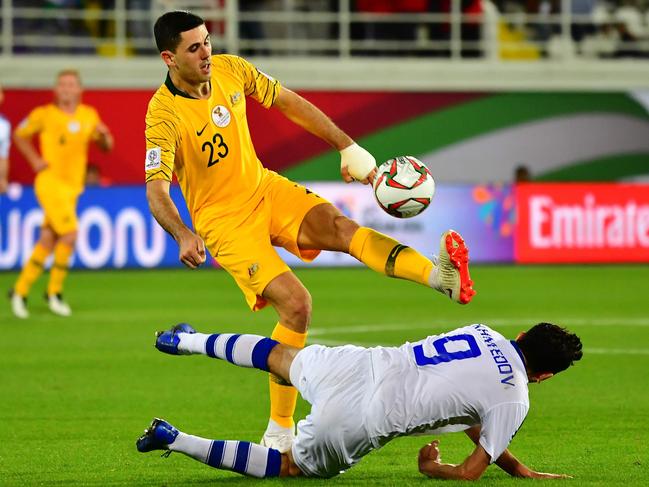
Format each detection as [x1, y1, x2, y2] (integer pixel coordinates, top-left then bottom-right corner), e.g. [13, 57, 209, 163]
[154, 11, 204, 53]
[517, 323, 582, 374]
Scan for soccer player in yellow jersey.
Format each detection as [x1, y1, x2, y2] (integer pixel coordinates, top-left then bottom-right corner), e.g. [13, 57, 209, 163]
[145, 11, 475, 452]
[10, 70, 113, 319]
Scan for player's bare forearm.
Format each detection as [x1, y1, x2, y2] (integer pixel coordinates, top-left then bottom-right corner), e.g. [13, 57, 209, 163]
[13, 134, 46, 172]
[273, 87, 353, 151]
[462, 426, 571, 479]
[464, 425, 525, 476]
[146, 180, 191, 241]
[146, 180, 206, 269]
[94, 122, 114, 152]
[0, 157, 8, 193]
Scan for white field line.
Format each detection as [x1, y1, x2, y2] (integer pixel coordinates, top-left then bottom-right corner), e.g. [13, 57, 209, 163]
[308, 322, 649, 356]
[308, 317, 649, 337]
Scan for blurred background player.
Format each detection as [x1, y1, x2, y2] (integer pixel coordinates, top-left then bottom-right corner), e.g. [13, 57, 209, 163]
[138, 321, 582, 480]
[0, 83, 10, 193]
[144, 11, 475, 453]
[9, 69, 113, 319]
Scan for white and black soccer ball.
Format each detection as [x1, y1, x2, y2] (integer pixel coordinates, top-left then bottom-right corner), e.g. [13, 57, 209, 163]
[373, 156, 435, 219]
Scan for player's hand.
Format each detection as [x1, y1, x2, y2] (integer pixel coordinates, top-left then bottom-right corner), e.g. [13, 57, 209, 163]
[94, 122, 114, 151]
[340, 143, 376, 185]
[419, 440, 441, 463]
[527, 470, 573, 480]
[0, 177, 7, 194]
[177, 230, 206, 269]
[32, 157, 48, 173]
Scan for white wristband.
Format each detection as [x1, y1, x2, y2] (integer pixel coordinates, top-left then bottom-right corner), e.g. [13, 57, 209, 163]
[340, 143, 376, 180]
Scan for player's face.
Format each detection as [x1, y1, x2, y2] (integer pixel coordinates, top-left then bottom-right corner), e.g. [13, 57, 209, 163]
[54, 74, 82, 106]
[172, 25, 212, 84]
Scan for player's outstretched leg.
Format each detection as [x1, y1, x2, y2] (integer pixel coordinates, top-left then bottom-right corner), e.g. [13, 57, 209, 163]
[155, 323, 280, 372]
[136, 418, 283, 478]
[349, 227, 475, 304]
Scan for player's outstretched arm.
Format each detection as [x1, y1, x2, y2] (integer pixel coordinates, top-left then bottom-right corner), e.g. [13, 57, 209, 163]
[272, 88, 376, 184]
[146, 180, 206, 269]
[463, 425, 572, 479]
[418, 440, 490, 481]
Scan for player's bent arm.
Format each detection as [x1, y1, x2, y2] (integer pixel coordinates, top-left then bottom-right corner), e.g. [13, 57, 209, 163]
[12, 132, 46, 173]
[273, 88, 376, 183]
[463, 425, 571, 480]
[146, 180, 206, 269]
[273, 87, 353, 151]
[93, 121, 114, 152]
[418, 440, 490, 481]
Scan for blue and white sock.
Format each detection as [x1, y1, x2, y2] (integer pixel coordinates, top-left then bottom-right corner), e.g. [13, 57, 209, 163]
[178, 333, 278, 372]
[169, 433, 282, 478]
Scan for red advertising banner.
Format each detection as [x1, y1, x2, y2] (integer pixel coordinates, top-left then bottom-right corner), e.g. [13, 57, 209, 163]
[515, 183, 649, 263]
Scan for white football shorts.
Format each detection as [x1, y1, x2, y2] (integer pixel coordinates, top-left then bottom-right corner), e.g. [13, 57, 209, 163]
[289, 344, 377, 478]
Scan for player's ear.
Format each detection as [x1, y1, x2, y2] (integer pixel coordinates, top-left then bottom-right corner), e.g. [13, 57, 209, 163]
[161, 50, 175, 68]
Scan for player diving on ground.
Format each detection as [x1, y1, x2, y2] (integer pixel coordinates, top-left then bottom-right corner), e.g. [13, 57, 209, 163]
[137, 322, 582, 480]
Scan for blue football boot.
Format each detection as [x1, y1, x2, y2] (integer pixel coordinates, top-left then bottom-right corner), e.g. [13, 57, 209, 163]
[154, 323, 197, 355]
[136, 418, 179, 453]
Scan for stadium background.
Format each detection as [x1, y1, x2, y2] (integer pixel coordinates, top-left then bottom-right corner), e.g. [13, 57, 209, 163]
[1, 1, 648, 486]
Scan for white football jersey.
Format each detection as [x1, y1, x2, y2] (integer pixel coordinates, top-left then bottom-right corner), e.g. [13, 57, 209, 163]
[365, 324, 529, 462]
[0, 114, 10, 158]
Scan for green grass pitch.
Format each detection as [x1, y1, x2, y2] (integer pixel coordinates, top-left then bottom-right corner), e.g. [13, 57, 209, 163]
[1, 265, 647, 486]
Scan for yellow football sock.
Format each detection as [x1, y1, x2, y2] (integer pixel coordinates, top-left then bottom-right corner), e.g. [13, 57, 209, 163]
[349, 227, 433, 286]
[14, 243, 51, 297]
[47, 243, 74, 296]
[269, 323, 307, 429]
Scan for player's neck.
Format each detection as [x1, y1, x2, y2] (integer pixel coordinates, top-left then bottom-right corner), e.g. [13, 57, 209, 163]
[169, 71, 211, 100]
[56, 101, 78, 114]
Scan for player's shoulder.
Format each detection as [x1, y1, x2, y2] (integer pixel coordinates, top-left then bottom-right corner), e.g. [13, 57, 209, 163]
[78, 104, 99, 118]
[211, 53, 247, 68]
[146, 84, 180, 120]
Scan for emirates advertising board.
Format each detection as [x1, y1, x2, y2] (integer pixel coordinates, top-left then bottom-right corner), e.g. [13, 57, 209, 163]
[515, 183, 649, 263]
[2, 182, 648, 269]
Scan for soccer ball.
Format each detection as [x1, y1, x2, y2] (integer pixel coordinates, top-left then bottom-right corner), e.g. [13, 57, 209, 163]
[373, 156, 435, 218]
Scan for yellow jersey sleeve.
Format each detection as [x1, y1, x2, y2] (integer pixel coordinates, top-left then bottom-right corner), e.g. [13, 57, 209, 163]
[144, 89, 181, 183]
[221, 55, 281, 109]
[14, 106, 46, 138]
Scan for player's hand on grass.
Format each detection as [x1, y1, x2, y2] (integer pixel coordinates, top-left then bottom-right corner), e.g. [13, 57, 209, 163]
[418, 440, 442, 471]
[177, 230, 206, 269]
[527, 470, 573, 480]
[340, 143, 376, 185]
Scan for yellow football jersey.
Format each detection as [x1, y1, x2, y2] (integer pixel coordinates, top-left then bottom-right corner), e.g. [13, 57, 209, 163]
[15, 103, 100, 192]
[144, 54, 281, 236]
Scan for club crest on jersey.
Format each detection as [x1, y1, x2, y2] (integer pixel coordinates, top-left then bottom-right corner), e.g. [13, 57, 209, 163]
[248, 263, 259, 277]
[68, 120, 81, 133]
[230, 91, 242, 105]
[211, 105, 231, 128]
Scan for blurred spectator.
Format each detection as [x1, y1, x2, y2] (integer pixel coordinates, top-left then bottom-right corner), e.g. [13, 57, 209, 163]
[514, 165, 531, 183]
[85, 164, 111, 186]
[353, 0, 431, 56]
[614, 0, 648, 57]
[239, 0, 271, 56]
[431, 0, 484, 58]
[0, 84, 10, 194]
